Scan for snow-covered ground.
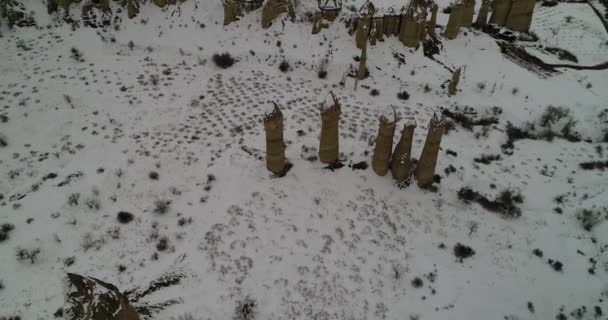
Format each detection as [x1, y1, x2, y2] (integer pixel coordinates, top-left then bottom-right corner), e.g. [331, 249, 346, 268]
[1, 1, 607, 319]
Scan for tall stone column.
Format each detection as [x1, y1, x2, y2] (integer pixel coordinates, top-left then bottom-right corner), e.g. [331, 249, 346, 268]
[372, 114, 396, 176]
[475, 0, 490, 27]
[427, 4, 438, 36]
[355, 15, 370, 49]
[127, 0, 139, 18]
[263, 103, 286, 175]
[416, 114, 446, 188]
[319, 94, 341, 164]
[489, 0, 512, 26]
[391, 119, 417, 183]
[443, 4, 463, 39]
[357, 40, 367, 80]
[262, 0, 294, 29]
[399, 15, 422, 47]
[461, 0, 476, 27]
[222, 0, 243, 26]
[505, 0, 535, 32]
[448, 67, 461, 96]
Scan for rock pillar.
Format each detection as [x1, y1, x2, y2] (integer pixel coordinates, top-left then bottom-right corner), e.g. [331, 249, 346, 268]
[461, 0, 475, 27]
[264, 103, 286, 175]
[448, 67, 461, 96]
[443, 4, 463, 39]
[489, 0, 512, 26]
[319, 94, 341, 164]
[391, 119, 417, 183]
[415, 114, 446, 188]
[372, 114, 397, 176]
[505, 0, 535, 32]
[475, 0, 490, 27]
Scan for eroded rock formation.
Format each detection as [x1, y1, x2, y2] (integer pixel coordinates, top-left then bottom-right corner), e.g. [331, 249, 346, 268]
[448, 67, 461, 95]
[66, 273, 140, 320]
[505, 0, 535, 32]
[319, 93, 341, 164]
[261, 0, 295, 29]
[489, 0, 512, 26]
[391, 118, 417, 183]
[443, 3, 463, 40]
[475, 0, 490, 27]
[415, 114, 446, 188]
[399, 0, 428, 47]
[461, 0, 475, 27]
[263, 103, 286, 175]
[372, 111, 397, 176]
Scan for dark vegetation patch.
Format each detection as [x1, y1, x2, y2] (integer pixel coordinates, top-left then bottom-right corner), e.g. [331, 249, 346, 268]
[502, 106, 581, 153]
[473, 154, 501, 164]
[149, 171, 159, 180]
[548, 259, 563, 272]
[370, 89, 380, 96]
[234, 296, 257, 320]
[532, 248, 543, 258]
[0, 134, 7, 147]
[117, 211, 134, 224]
[453, 243, 475, 261]
[126, 272, 184, 303]
[576, 208, 607, 231]
[16, 247, 40, 264]
[441, 108, 499, 131]
[212, 53, 236, 69]
[458, 187, 523, 218]
[397, 90, 410, 100]
[323, 162, 345, 171]
[278, 60, 290, 72]
[545, 47, 578, 63]
[349, 161, 368, 170]
[0, 223, 15, 243]
[579, 160, 608, 171]
[153, 199, 171, 214]
[411, 277, 423, 288]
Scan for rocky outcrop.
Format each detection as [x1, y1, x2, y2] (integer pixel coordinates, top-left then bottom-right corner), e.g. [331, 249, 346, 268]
[372, 113, 397, 176]
[475, 0, 490, 27]
[415, 114, 446, 188]
[443, 3, 463, 39]
[489, 0, 512, 26]
[505, 0, 535, 32]
[391, 119, 417, 183]
[263, 103, 286, 175]
[261, 0, 295, 29]
[66, 273, 140, 320]
[461, 0, 475, 27]
[399, 0, 427, 48]
[448, 67, 461, 95]
[319, 93, 341, 164]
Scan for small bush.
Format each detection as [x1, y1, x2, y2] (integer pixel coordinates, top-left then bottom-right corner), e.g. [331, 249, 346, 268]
[85, 198, 101, 211]
[154, 199, 171, 214]
[370, 89, 380, 96]
[473, 154, 501, 165]
[316, 58, 328, 79]
[0, 134, 7, 147]
[278, 60, 290, 73]
[453, 243, 475, 261]
[411, 277, 423, 288]
[212, 53, 235, 69]
[156, 236, 169, 251]
[397, 90, 410, 100]
[117, 211, 134, 224]
[576, 209, 606, 231]
[149, 171, 159, 180]
[458, 187, 523, 218]
[234, 296, 257, 320]
[16, 247, 41, 264]
[67, 193, 80, 206]
[70, 47, 85, 62]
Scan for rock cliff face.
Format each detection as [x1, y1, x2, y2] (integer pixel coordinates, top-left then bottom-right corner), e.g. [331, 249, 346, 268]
[66, 273, 140, 320]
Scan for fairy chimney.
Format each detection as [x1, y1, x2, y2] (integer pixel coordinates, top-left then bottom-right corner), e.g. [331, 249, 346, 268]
[391, 118, 417, 183]
[427, 4, 438, 36]
[261, 0, 295, 29]
[357, 41, 368, 80]
[263, 103, 286, 175]
[399, 0, 427, 47]
[489, 0, 512, 26]
[443, 3, 463, 39]
[475, 0, 490, 27]
[415, 114, 446, 188]
[505, 0, 535, 32]
[461, 0, 475, 27]
[319, 93, 341, 164]
[372, 111, 397, 176]
[448, 67, 461, 95]
[222, 0, 243, 25]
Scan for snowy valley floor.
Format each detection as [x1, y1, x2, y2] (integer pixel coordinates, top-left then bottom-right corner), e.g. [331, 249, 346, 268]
[1, 1, 608, 320]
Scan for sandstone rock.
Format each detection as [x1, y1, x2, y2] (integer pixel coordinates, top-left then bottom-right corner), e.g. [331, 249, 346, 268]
[319, 93, 341, 164]
[448, 67, 461, 96]
[505, 0, 535, 32]
[443, 3, 463, 40]
[415, 114, 446, 188]
[66, 273, 140, 320]
[489, 0, 512, 26]
[372, 112, 396, 176]
[263, 103, 286, 175]
[391, 119, 417, 183]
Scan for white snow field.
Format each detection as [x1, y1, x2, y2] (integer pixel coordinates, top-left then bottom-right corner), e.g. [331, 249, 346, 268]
[0, 1, 607, 319]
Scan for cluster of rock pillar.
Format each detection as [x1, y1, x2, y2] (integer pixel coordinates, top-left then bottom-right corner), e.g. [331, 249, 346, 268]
[222, 0, 294, 29]
[371, 113, 446, 188]
[263, 103, 287, 175]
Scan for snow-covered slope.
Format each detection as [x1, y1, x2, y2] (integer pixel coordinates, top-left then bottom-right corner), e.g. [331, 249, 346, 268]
[1, 1, 607, 320]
